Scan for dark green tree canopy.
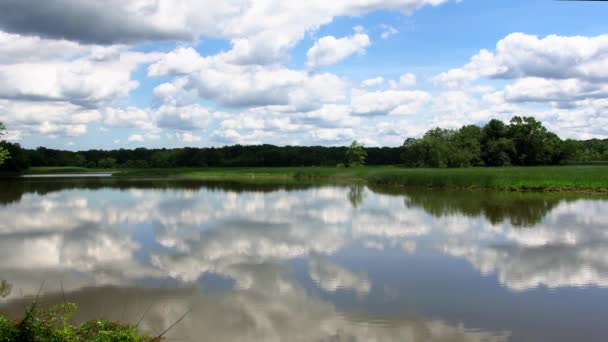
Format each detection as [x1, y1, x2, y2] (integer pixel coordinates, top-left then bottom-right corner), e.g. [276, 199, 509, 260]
[401, 116, 606, 167]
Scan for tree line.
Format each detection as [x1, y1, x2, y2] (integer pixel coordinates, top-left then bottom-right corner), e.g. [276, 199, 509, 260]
[0, 116, 607, 172]
[399, 116, 606, 167]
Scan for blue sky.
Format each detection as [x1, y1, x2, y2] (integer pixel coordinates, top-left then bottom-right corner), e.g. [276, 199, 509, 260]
[0, 0, 607, 150]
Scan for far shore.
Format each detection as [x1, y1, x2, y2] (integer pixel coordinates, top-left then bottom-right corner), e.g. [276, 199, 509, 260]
[10, 165, 608, 194]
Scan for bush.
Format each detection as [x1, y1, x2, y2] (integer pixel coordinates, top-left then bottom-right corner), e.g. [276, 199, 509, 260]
[0, 301, 156, 342]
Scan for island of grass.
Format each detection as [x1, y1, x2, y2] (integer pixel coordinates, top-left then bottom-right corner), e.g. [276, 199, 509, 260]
[20, 165, 608, 193]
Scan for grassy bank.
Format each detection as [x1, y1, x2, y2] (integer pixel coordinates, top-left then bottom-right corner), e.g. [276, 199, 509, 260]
[0, 302, 155, 341]
[22, 165, 608, 192]
[22, 166, 114, 174]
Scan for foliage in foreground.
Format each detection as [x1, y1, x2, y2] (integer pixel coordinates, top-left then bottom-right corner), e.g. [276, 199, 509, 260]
[0, 302, 156, 342]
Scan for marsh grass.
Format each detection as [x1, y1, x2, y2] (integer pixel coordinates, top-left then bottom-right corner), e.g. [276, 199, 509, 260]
[365, 166, 608, 191]
[23, 165, 608, 192]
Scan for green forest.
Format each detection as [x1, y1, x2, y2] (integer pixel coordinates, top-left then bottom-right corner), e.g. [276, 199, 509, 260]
[1, 116, 607, 172]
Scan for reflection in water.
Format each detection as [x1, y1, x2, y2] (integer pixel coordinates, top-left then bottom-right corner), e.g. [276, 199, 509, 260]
[0, 280, 11, 298]
[372, 186, 576, 227]
[2, 284, 509, 342]
[348, 185, 365, 208]
[0, 180, 607, 341]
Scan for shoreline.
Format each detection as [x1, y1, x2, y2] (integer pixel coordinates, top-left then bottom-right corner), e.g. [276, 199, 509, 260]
[7, 165, 608, 194]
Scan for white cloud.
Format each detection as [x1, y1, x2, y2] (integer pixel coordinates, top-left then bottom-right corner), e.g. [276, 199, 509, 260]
[361, 77, 385, 87]
[399, 73, 417, 87]
[147, 47, 203, 77]
[0, 100, 100, 138]
[429, 32, 608, 139]
[380, 24, 399, 39]
[0, 1, 469, 146]
[156, 104, 216, 131]
[0, 31, 85, 63]
[306, 32, 371, 68]
[0, 50, 159, 105]
[0, 0, 450, 64]
[311, 128, 356, 143]
[103, 107, 158, 132]
[149, 48, 348, 110]
[434, 33, 608, 88]
[127, 134, 145, 143]
[175, 131, 202, 143]
[351, 89, 431, 116]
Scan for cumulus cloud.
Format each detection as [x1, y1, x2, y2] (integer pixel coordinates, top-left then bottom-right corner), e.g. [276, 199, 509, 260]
[306, 32, 371, 68]
[399, 73, 417, 87]
[361, 77, 385, 87]
[0, 50, 159, 105]
[434, 32, 608, 89]
[156, 104, 216, 131]
[127, 134, 145, 143]
[175, 131, 202, 143]
[0, 31, 85, 63]
[0, 35, 161, 139]
[350, 89, 431, 116]
[0, 0, 450, 60]
[0, 100, 100, 138]
[429, 32, 608, 139]
[149, 47, 348, 110]
[0, 0, 194, 44]
[5, 0, 558, 146]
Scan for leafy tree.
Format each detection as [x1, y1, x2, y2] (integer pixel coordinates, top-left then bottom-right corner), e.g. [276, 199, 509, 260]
[346, 140, 367, 167]
[0, 141, 29, 172]
[508, 116, 561, 165]
[0, 122, 9, 166]
[483, 138, 516, 166]
[97, 157, 117, 169]
[481, 119, 514, 166]
[451, 125, 483, 166]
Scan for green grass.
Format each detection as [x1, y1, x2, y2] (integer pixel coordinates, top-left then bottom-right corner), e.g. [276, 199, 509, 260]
[0, 302, 156, 341]
[24, 167, 114, 174]
[22, 165, 608, 192]
[365, 166, 608, 192]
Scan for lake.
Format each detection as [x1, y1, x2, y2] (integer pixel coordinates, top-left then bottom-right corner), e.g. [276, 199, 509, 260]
[0, 179, 607, 341]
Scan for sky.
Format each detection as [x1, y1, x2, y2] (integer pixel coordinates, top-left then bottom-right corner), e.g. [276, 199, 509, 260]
[0, 0, 607, 150]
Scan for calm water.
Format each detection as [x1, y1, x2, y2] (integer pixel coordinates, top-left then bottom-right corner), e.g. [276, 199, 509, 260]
[1, 179, 607, 341]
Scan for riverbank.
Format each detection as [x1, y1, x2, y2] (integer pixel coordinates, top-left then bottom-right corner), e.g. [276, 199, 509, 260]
[0, 302, 155, 341]
[20, 165, 608, 193]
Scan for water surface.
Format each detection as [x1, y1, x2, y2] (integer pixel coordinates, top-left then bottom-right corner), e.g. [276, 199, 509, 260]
[0, 179, 607, 341]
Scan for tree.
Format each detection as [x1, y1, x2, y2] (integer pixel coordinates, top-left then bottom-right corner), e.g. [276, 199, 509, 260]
[97, 157, 117, 169]
[0, 141, 29, 172]
[481, 119, 514, 166]
[451, 125, 483, 167]
[346, 140, 367, 167]
[0, 122, 9, 166]
[507, 116, 561, 165]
